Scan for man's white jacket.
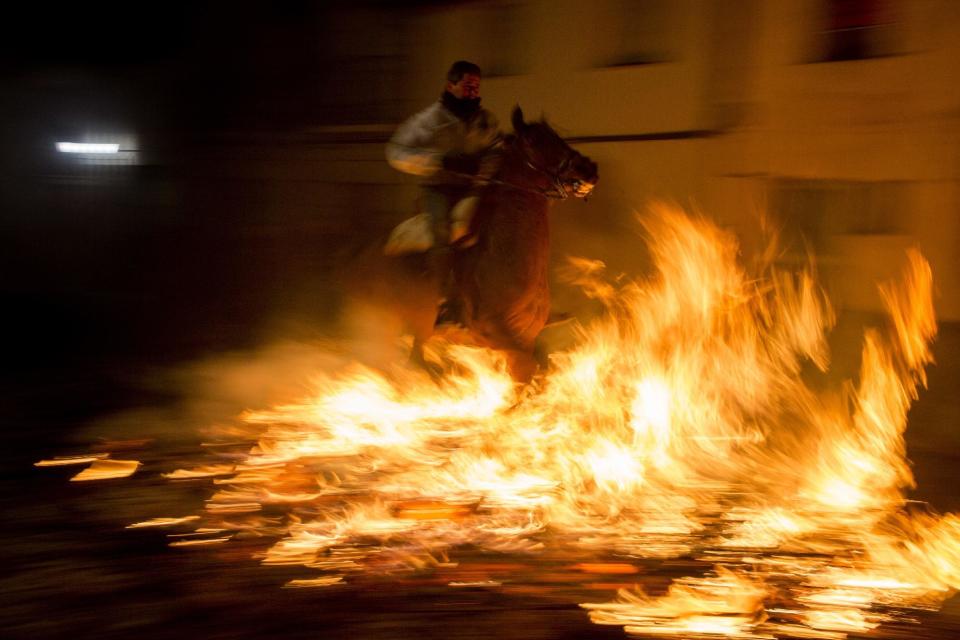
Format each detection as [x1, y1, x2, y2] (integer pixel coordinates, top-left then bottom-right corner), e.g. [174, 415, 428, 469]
[386, 100, 501, 186]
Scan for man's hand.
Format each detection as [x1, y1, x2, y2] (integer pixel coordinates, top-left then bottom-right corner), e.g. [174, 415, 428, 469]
[442, 152, 479, 175]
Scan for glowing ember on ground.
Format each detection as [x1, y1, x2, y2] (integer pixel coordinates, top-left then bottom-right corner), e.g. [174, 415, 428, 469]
[35, 454, 110, 467]
[69, 458, 141, 481]
[126, 516, 202, 529]
[60, 205, 959, 638]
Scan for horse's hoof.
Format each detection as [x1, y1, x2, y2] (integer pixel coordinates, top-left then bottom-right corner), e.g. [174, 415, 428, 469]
[409, 348, 445, 382]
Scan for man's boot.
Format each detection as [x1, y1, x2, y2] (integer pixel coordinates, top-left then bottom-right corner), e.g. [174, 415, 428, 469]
[428, 246, 462, 326]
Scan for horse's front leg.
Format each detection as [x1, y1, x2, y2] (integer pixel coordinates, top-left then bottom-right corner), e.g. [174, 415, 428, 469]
[475, 317, 541, 383]
[502, 348, 538, 383]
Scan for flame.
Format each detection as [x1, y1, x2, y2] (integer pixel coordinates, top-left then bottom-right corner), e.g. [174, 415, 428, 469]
[103, 204, 959, 637]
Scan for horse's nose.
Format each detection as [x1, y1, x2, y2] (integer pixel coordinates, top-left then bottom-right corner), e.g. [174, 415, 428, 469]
[586, 159, 598, 183]
[575, 156, 598, 182]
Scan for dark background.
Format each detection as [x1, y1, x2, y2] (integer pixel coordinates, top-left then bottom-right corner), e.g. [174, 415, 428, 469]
[2, 2, 959, 638]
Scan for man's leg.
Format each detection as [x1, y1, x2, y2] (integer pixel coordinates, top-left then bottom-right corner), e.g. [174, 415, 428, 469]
[421, 186, 464, 325]
[421, 185, 452, 283]
[421, 187, 451, 247]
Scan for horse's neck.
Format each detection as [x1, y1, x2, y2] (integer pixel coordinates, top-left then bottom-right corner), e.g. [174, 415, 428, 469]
[491, 144, 552, 203]
[477, 156, 550, 251]
[488, 159, 548, 215]
[495, 144, 541, 191]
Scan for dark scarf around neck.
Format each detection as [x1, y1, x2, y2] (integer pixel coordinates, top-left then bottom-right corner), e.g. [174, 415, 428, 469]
[441, 91, 481, 120]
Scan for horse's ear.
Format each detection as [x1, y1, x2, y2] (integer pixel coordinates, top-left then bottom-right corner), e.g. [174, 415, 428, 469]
[511, 106, 526, 133]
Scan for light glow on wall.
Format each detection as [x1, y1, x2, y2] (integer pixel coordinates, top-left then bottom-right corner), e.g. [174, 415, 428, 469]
[56, 142, 121, 154]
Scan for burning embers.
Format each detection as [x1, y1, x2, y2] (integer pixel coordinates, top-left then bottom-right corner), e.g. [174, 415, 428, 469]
[76, 205, 960, 637]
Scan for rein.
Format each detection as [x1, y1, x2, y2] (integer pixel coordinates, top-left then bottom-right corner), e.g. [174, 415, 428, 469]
[507, 137, 572, 199]
[392, 133, 586, 200]
[478, 173, 569, 200]
[519, 156, 571, 200]
[454, 140, 575, 200]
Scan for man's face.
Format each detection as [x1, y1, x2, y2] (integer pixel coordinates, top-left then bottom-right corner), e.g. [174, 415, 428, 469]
[447, 73, 481, 100]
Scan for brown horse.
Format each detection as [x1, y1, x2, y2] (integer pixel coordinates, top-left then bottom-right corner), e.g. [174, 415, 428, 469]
[348, 106, 598, 380]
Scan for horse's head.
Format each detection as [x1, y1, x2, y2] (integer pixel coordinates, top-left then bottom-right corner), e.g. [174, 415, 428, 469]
[510, 106, 598, 199]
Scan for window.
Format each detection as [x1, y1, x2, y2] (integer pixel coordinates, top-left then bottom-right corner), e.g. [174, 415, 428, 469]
[597, 0, 676, 67]
[769, 178, 905, 249]
[815, 0, 901, 62]
[480, 3, 528, 77]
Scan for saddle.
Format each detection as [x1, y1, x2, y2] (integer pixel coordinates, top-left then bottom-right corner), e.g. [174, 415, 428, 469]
[383, 196, 479, 256]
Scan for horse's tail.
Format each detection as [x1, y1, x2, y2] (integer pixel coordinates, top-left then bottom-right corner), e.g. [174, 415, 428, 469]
[335, 239, 440, 372]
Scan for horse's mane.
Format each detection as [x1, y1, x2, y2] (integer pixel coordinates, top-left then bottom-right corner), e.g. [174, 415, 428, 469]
[498, 117, 564, 154]
[483, 119, 566, 205]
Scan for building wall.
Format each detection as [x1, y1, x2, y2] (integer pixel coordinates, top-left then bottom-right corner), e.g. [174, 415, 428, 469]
[380, 0, 960, 320]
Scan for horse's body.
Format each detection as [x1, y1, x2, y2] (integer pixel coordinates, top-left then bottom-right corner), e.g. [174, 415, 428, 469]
[351, 108, 598, 380]
[450, 168, 553, 376]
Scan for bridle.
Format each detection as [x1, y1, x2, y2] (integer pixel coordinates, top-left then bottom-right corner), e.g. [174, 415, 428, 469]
[431, 134, 593, 200]
[482, 136, 591, 200]
[520, 150, 574, 200]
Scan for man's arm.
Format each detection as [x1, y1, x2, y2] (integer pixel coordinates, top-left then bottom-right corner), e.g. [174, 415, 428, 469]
[386, 109, 445, 177]
[475, 111, 504, 185]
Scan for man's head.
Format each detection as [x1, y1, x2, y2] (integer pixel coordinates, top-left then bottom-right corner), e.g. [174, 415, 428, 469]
[445, 60, 481, 100]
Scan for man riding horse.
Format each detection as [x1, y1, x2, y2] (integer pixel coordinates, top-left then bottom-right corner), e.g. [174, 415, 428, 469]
[380, 61, 599, 380]
[385, 60, 502, 322]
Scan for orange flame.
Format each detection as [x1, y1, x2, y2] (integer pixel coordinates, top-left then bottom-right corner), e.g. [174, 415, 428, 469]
[130, 205, 956, 636]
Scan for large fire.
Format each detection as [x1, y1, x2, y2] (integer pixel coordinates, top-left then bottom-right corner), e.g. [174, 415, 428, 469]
[54, 205, 959, 637]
